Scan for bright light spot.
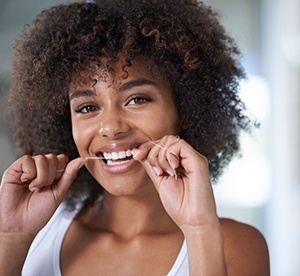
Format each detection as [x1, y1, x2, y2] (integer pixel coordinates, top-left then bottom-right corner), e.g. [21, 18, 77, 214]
[282, 35, 300, 66]
[214, 75, 271, 208]
[239, 75, 270, 122]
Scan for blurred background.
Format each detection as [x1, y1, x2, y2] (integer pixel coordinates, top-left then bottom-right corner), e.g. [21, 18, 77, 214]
[0, 0, 299, 274]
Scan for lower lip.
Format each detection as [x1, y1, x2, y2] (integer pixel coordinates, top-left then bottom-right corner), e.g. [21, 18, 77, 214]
[99, 158, 139, 174]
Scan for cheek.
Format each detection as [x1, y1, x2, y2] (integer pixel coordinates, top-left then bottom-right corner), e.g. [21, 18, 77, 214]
[169, 107, 179, 131]
[158, 103, 179, 132]
[72, 118, 96, 153]
[140, 107, 179, 139]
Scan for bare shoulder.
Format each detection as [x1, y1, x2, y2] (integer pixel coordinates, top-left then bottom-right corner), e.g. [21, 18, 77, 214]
[219, 218, 270, 276]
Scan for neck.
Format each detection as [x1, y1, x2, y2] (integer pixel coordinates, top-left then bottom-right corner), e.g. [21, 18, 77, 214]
[80, 189, 179, 240]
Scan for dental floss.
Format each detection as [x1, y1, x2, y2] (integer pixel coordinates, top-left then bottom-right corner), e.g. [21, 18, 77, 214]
[84, 156, 106, 160]
[147, 140, 180, 179]
[56, 157, 106, 173]
[57, 140, 178, 161]
[75, 133, 180, 179]
[148, 140, 180, 160]
[137, 128, 180, 160]
[134, 129, 181, 179]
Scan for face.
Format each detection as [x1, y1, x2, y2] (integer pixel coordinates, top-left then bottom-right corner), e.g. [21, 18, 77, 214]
[69, 59, 179, 196]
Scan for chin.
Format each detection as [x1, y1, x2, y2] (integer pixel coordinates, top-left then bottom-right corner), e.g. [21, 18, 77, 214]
[96, 172, 154, 198]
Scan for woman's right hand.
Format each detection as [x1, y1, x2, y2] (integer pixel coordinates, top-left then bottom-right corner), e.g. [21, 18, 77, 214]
[0, 154, 84, 237]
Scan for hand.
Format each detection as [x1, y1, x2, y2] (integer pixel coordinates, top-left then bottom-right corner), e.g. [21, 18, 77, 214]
[0, 154, 84, 237]
[132, 135, 218, 232]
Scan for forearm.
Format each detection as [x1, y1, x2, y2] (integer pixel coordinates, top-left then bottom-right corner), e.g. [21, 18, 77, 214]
[0, 233, 33, 276]
[183, 221, 227, 276]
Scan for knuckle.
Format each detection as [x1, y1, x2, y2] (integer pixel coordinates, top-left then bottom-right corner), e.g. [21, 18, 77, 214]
[146, 154, 157, 165]
[58, 154, 69, 166]
[20, 154, 33, 163]
[46, 153, 57, 159]
[58, 153, 68, 161]
[33, 154, 47, 163]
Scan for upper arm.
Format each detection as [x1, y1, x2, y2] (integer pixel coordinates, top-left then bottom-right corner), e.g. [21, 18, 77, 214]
[220, 218, 270, 276]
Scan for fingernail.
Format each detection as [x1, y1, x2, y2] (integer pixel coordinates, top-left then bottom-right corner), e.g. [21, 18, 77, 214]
[167, 152, 179, 170]
[21, 177, 29, 183]
[165, 169, 174, 177]
[152, 166, 162, 176]
[29, 186, 39, 192]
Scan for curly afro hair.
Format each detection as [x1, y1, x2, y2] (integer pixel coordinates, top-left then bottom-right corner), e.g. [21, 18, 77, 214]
[9, 0, 251, 209]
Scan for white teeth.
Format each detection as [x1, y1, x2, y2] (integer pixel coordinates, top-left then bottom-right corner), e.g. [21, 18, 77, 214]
[102, 149, 133, 161]
[112, 152, 119, 160]
[103, 152, 111, 159]
[119, 151, 126, 159]
[107, 159, 130, 166]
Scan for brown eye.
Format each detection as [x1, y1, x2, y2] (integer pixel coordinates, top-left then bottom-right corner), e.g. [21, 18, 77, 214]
[75, 104, 98, 113]
[127, 95, 151, 106]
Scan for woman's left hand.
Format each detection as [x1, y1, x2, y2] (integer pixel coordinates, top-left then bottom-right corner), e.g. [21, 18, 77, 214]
[132, 135, 218, 232]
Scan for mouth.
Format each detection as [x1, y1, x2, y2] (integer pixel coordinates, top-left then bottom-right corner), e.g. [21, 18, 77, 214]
[96, 149, 134, 166]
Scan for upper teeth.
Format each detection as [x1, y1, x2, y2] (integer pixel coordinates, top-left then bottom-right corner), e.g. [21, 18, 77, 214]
[103, 149, 133, 160]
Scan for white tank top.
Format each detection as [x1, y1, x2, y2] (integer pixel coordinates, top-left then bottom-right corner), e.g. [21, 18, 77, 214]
[22, 203, 189, 276]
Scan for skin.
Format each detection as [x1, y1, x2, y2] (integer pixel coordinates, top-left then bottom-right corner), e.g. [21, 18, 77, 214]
[0, 59, 269, 275]
[69, 60, 179, 197]
[0, 155, 84, 275]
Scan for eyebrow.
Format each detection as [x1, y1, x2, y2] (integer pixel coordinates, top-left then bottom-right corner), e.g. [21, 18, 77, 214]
[69, 89, 95, 101]
[118, 78, 159, 92]
[69, 78, 159, 101]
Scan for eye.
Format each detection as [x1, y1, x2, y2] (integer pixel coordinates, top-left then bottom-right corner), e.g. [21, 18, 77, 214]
[126, 95, 151, 106]
[75, 104, 99, 114]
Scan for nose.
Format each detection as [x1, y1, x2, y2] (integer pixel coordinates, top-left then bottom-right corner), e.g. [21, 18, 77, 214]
[98, 108, 129, 138]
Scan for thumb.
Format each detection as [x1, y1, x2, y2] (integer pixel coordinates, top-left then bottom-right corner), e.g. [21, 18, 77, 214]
[138, 158, 163, 191]
[52, 157, 84, 202]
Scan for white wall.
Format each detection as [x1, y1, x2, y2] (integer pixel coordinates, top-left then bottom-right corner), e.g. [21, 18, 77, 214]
[206, 0, 300, 274]
[262, 0, 300, 274]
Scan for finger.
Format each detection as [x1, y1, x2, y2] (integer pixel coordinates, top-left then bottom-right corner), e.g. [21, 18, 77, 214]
[132, 136, 180, 177]
[167, 150, 180, 172]
[54, 154, 69, 180]
[134, 138, 168, 163]
[28, 154, 70, 191]
[28, 155, 51, 190]
[1, 155, 37, 185]
[45, 154, 70, 184]
[45, 154, 59, 185]
[156, 137, 179, 176]
[51, 157, 84, 202]
[138, 158, 163, 190]
[150, 136, 180, 177]
[134, 140, 166, 176]
[132, 141, 154, 160]
[146, 139, 166, 175]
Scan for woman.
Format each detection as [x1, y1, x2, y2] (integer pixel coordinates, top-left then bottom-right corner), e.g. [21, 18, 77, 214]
[0, 0, 269, 275]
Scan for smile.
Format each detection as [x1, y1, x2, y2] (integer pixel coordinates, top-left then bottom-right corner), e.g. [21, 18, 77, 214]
[100, 149, 134, 166]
